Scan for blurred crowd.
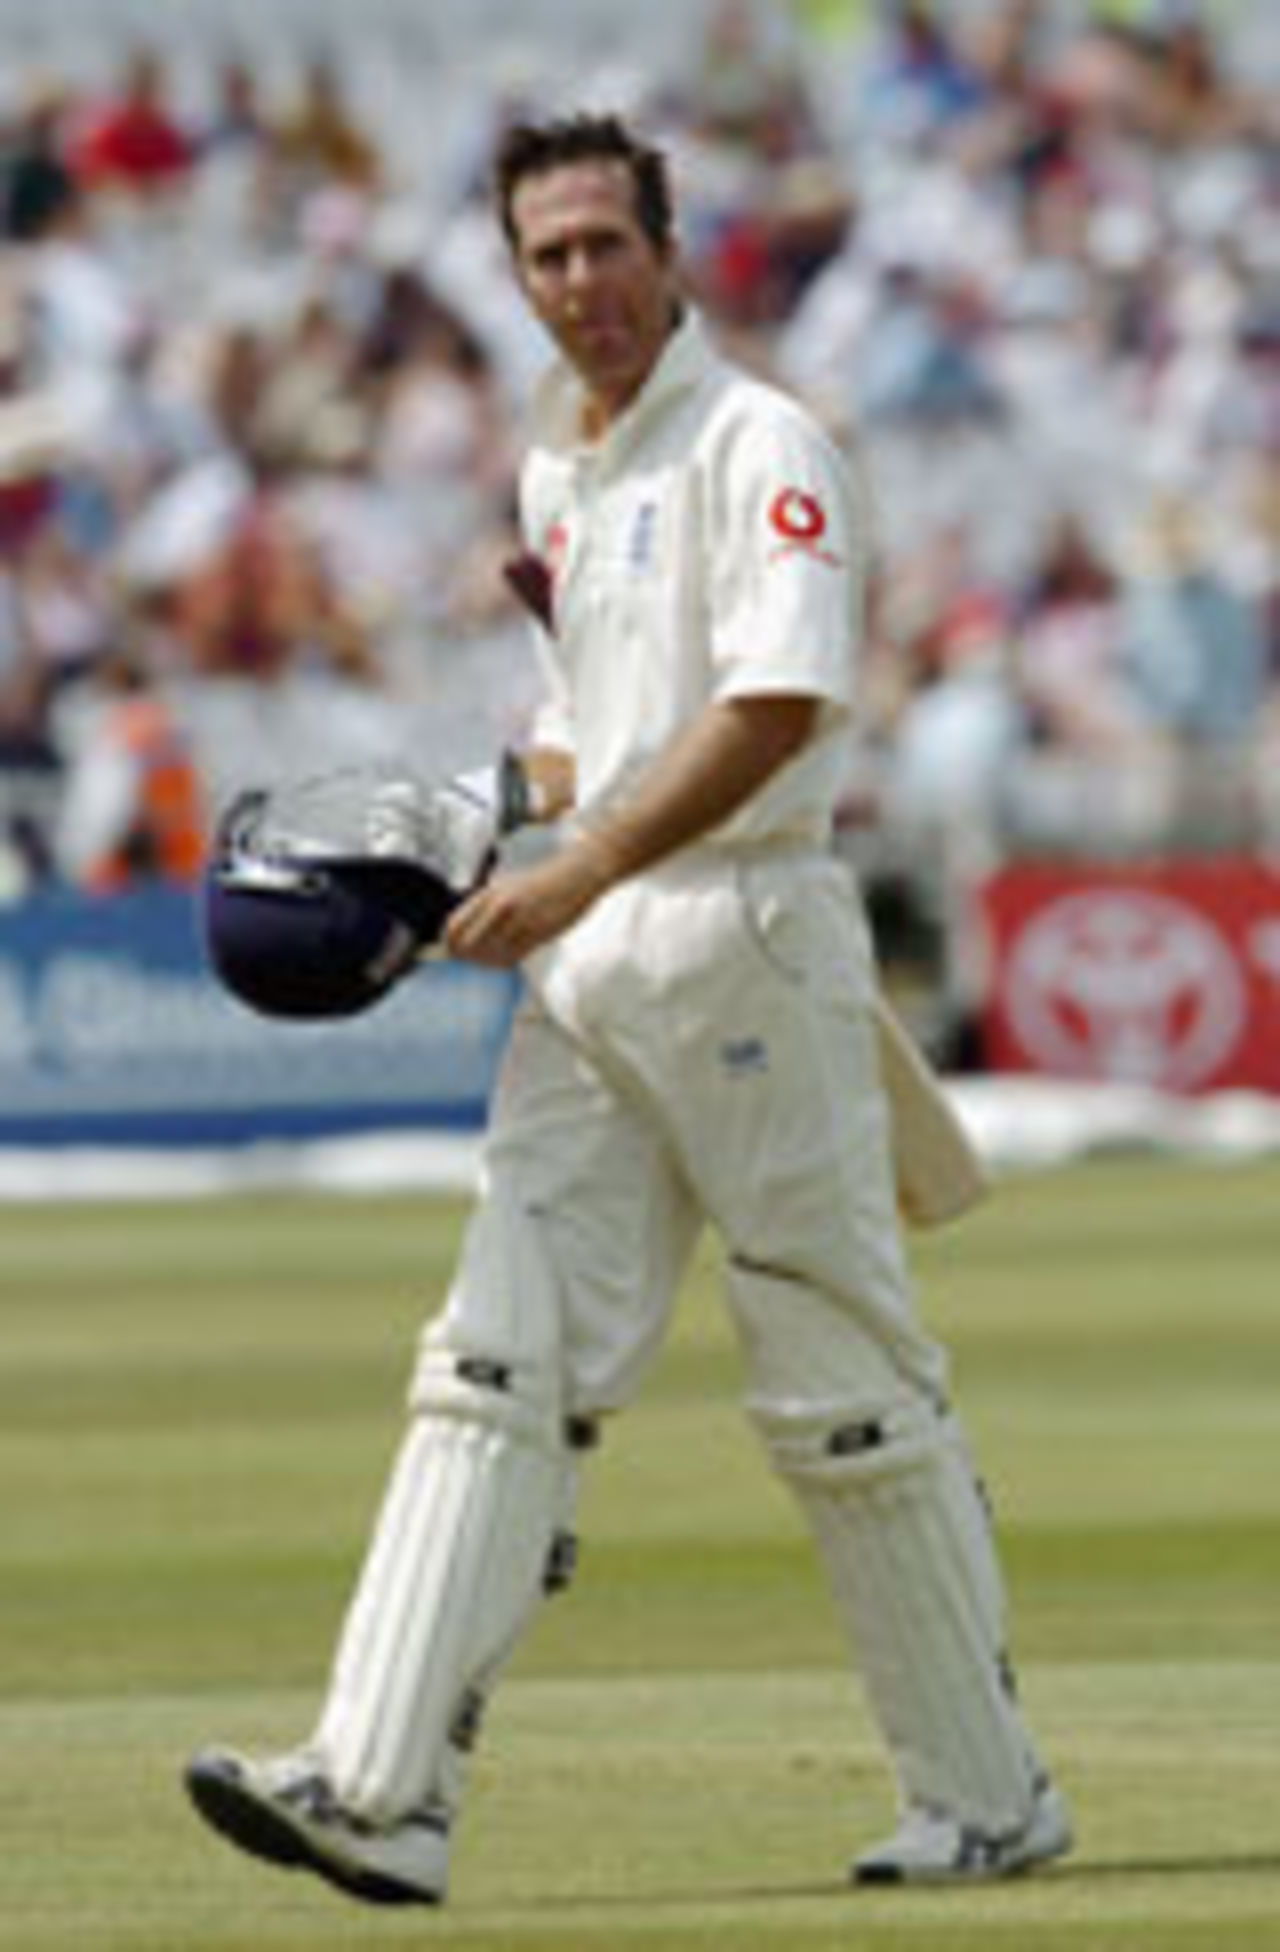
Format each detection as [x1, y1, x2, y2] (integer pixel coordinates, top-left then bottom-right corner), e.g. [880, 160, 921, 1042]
[0, 0, 1276, 902]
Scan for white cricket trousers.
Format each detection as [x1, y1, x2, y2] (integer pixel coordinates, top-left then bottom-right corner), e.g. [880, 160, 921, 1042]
[433, 846, 949, 1419]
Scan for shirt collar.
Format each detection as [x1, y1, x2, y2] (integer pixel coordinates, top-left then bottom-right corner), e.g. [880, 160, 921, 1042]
[529, 308, 715, 459]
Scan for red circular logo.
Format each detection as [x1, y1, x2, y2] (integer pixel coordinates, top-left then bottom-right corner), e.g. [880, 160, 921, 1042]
[1006, 891, 1245, 1089]
[769, 488, 826, 543]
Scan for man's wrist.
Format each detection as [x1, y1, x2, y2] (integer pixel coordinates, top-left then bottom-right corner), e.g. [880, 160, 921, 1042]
[570, 813, 635, 894]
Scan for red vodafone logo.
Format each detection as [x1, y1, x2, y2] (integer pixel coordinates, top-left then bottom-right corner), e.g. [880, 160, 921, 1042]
[767, 487, 842, 565]
[770, 488, 825, 541]
[1004, 890, 1246, 1090]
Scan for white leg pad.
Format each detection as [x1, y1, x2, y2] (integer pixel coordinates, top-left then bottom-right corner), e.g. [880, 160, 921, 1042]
[754, 1398, 1040, 1830]
[313, 1349, 574, 1828]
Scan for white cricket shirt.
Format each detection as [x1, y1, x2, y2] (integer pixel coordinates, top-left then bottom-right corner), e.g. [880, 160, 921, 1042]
[519, 311, 868, 849]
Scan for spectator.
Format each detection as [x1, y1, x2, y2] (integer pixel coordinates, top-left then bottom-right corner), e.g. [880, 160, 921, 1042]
[369, 290, 513, 530]
[1119, 491, 1269, 749]
[887, 604, 1024, 842]
[1012, 510, 1143, 757]
[272, 54, 381, 197]
[686, 0, 813, 155]
[856, 1, 989, 142]
[876, 524, 1024, 841]
[0, 575, 56, 765]
[8, 519, 115, 695]
[166, 454, 377, 683]
[675, 0, 851, 328]
[858, 264, 1003, 425]
[53, 644, 205, 892]
[17, 158, 147, 456]
[201, 55, 273, 159]
[0, 76, 78, 243]
[251, 294, 365, 469]
[68, 47, 196, 196]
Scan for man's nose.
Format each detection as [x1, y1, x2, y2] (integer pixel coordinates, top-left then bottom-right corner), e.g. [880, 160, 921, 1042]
[564, 246, 599, 296]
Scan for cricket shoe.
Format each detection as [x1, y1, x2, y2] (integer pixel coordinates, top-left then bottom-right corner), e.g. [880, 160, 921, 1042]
[184, 1747, 449, 1906]
[853, 1778, 1072, 1886]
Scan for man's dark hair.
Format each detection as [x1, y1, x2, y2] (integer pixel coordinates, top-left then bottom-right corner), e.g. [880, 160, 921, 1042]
[494, 113, 674, 255]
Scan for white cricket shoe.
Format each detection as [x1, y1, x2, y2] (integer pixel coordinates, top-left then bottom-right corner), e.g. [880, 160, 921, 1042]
[853, 1779, 1072, 1886]
[184, 1748, 449, 1906]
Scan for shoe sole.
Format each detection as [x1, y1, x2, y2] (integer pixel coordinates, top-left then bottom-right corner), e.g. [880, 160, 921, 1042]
[854, 1804, 1073, 1887]
[856, 1846, 1064, 1888]
[184, 1759, 440, 1908]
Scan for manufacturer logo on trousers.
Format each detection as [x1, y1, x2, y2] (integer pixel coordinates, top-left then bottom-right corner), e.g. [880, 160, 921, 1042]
[719, 1035, 770, 1077]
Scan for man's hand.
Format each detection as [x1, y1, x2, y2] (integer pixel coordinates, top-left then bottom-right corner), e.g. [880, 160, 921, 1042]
[443, 840, 615, 967]
[443, 694, 821, 966]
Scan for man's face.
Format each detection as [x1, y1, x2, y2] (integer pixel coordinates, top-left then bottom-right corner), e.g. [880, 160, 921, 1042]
[510, 158, 679, 425]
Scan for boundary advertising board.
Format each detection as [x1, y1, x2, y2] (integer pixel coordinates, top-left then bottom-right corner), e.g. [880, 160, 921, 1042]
[0, 888, 517, 1147]
[979, 858, 1280, 1094]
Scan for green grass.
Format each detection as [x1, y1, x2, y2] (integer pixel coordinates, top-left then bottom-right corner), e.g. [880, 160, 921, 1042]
[2, 1157, 1279, 1948]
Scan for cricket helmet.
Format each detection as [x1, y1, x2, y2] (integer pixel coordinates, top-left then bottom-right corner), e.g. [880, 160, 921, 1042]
[200, 782, 459, 1019]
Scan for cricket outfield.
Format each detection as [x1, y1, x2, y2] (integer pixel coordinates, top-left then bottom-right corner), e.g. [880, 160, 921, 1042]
[1, 1156, 1277, 1949]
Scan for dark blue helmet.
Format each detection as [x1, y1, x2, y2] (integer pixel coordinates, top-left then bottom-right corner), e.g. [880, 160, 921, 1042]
[201, 788, 460, 1019]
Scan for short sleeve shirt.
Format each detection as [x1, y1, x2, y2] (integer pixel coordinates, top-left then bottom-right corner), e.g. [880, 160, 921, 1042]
[519, 312, 869, 848]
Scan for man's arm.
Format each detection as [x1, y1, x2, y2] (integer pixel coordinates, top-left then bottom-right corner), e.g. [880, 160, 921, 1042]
[444, 692, 818, 967]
